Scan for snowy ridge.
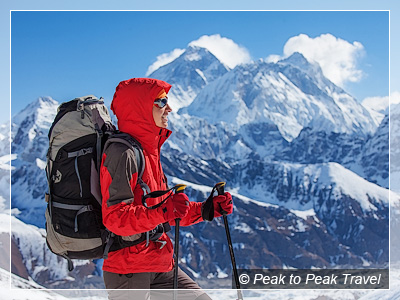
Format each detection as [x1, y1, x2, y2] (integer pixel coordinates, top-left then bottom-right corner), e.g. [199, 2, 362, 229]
[0, 267, 70, 300]
[11, 97, 58, 163]
[170, 174, 388, 271]
[12, 97, 57, 128]
[2, 213, 80, 282]
[391, 103, 400, 193]
[149, 45, 230, 110]
[185, 54, 378, 142]
[7, 97, 59, 226]
[0, 122, 10, 156]
[0, 212, 104, 290]
[236, 161, 391, 212]
[171, 164, 391, 215]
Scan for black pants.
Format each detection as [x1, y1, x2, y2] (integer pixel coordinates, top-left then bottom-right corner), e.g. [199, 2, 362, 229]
[103, 267, 212, 300]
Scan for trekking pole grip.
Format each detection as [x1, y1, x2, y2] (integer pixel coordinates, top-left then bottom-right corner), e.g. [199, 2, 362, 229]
[174, 184, 187, 194]
[215, 182, 227, 215]
[174, 183, 187, 222]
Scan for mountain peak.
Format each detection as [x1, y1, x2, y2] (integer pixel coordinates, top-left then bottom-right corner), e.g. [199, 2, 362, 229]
[280, 52, 309, 65]
[181, 45, 221, 64]
[186, 44, 209, 53]
[13, 97, 58, 127]
[185, 53, 378, 141]
[147, 45, 230, 110]
[278, 52, 322, 74]
[23, 96, 58, 114]
[36, 96, 58, 107]
[278, 52, 339, 94]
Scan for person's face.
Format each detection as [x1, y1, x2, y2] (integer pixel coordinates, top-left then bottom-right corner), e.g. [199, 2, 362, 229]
[153, 97, 172, 128]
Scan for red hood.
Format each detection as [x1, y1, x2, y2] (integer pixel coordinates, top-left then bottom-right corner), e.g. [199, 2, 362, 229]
[111, 78, 172, 153]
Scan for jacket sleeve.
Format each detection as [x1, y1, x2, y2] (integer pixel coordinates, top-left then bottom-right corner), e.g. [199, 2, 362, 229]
[169, 201, 204, 227]
[100, 143, 166, 236]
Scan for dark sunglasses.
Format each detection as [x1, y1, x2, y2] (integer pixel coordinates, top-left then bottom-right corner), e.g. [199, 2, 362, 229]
[153, 97, 168, 108]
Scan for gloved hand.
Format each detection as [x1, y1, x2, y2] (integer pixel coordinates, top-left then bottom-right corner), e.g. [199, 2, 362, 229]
[162, 193, 190, 221]
[213, 192, 233, 218]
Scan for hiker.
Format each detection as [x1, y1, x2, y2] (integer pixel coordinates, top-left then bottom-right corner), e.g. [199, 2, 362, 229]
[100, 78, 233, 299]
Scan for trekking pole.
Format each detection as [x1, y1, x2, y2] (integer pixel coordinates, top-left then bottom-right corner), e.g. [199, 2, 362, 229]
[173, 184, 187, 300]
[215, 182, 244, 300]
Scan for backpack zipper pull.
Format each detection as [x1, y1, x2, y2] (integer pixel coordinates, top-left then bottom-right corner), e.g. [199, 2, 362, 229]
[77, 101, 85, 119]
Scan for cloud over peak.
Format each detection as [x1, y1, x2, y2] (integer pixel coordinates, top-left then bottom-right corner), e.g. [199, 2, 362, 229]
[269, 33, 365, 87]
[146, 48, 185, 76]
[147, 33, 366, 91]
[146, 34, 251, 75]
[188, 34, 251, 69]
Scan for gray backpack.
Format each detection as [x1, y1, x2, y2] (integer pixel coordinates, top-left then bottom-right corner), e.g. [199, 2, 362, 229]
[45, 95, 147, 270]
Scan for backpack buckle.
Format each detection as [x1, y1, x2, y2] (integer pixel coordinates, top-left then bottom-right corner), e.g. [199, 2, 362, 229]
[145, 231, 150, 247]
[155, 240, 167, 249]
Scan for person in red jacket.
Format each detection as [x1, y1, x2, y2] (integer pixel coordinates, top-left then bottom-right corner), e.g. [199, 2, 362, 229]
[100, 78, 233, 299]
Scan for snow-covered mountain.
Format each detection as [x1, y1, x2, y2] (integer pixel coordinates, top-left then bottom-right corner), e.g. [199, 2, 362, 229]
[277, 113, 389, 188]
[3, 41, 390, 289]
[390, 104, 400, 262]
[391, 103, 400, 193]
[183, 52, 380, 142]
[0, 212, 104, 289]
[7, 97, 59, 227]
[171, 175, 390, 281]
[0, 120, 12, 211]
[149, 45, 230, 110]
[162, 52, 386, 186]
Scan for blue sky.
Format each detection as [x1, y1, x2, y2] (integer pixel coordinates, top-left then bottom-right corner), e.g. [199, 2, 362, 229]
[9, 10, 389, 119]
[1, 0, 399, 123]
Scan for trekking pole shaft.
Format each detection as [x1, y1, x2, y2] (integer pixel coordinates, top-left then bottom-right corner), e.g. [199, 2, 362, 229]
[174, 219, 180, 288]
[222, 215, 240, 288]
[173, 218, 180, 300]
[173, 184, 186, 293]
[173, 184, 186, 300]
[216, 182, 244, 300]
[222, 214, 243, 300]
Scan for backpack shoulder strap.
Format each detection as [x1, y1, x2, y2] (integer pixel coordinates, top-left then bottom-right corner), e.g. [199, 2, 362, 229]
[103, 132, 149, 194]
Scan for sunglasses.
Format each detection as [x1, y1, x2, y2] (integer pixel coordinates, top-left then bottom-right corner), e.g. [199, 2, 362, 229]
[153, 97, 168, 108]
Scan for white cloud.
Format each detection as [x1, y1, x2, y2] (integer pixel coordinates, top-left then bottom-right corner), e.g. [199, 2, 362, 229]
[188, 34, 251, 69]
[362, 95, 389, 114]
[270, 33, 365, 87]
[392, 91, 400, 105]
[361, 91, 400, 114]
[265, 54, 281, 64]
[146, 34, 252, 75]
[146, 48, 185, 76]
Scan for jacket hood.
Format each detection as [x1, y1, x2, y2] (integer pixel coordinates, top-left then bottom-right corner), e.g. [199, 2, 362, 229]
[111, 78, 172, 152]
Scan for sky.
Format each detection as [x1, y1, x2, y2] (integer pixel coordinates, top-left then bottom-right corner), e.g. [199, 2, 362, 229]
[0, 0, 399, 119]
[6, 9, 391, 121]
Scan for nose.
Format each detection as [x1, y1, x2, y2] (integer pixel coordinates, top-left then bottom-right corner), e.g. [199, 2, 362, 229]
[165, 103, 172, 112]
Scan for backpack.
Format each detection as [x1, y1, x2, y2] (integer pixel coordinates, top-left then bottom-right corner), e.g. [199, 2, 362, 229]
[45, 95, 167, 271]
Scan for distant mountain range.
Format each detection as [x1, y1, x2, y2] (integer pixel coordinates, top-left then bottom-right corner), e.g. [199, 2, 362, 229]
[0, 40, 391, 289]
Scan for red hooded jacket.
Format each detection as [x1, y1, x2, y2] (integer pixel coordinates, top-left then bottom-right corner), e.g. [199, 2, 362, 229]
[100, 78, 203, 274]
